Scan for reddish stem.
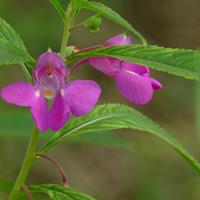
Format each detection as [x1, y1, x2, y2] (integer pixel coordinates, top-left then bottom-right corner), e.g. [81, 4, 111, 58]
[69, 45, 103, 74]
[22, 185, 33, 200]
[35, 153, 69, 188]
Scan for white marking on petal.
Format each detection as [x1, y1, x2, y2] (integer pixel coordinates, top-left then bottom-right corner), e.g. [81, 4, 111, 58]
[35, 90, 41, 97]
[60, 89, 65, 97]
[124, 69, 140, 77]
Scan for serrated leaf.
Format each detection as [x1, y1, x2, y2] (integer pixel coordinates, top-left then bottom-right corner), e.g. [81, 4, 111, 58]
[0, 18, 33, 66]
[84, 14, 102, 32]
[74, 0, 146, 44]
[68, 45, 200, 80]
[49, 0, 67, 19]
[29, 184, 96, 200]
[41, 104, 200, 174]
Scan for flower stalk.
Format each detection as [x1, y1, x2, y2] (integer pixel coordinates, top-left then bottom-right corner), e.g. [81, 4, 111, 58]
[35, 153, 69, 187]
[8, 127, 40, 200]
[22, 185, 33, 200]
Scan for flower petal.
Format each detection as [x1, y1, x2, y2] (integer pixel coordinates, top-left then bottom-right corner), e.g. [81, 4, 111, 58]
[33, 51, 69, 84]
[0, 82, 37, 106]
[151, 78, 163, 90]
[89, 57, 120, 77]
[30, 94, 49, 132]
[120, 61, 149, 75]
[115, 70, 153, 105]
[48, 93, 70, 131]
[105, 35, 132, 46]
[64, 80, 101, 116]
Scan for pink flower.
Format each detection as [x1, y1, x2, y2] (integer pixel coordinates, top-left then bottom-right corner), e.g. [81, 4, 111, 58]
[1, 52, 101, 132]
[77, 35, 162, 104]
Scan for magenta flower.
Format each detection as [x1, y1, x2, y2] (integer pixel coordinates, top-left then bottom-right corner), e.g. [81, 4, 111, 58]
[88, 35, 162, 104]
[1, 52, 101, 132]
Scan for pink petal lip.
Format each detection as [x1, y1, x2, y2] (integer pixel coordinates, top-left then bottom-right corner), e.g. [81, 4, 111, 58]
[115, 70, 153, 105]
[0, 82, 49, 132]
[48, 93, 71, 131]
[151, 78, 163, 90]
[30, 93, 49, 132]
[64, 80, 101, 116]
[0, 82, 37, 107]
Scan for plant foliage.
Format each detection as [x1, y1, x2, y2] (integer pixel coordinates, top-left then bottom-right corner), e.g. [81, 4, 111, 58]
[68, 45, 200, 80]
[41, 104, 200, 173]
[0, 18, 33, 66]
[29, 184, 96, 200]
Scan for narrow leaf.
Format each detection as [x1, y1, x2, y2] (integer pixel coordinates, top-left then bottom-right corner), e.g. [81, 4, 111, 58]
[66, 132, 133, 150]
[29, 184, 96, 200]
[74, 0, 146, 44]
[41, 104, 200, 174]
[0, 18, 33, 65]
[68, 45, 200, 80]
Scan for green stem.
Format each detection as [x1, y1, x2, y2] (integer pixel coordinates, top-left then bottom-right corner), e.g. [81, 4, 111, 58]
[8, 127, 40, 200]
[60, 2, 77, 59]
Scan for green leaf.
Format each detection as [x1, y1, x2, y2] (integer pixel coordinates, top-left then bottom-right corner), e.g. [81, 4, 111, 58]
[68, 45, 200, 80]
[49, 0, 67, 19]
[0, 18, 33, 66]
[66, 132, 133, 150]
[84, 14, 102, 32]
[74, 0, 146, 44]
[29, 184, 96, 200]
[41, 104, 200, 174]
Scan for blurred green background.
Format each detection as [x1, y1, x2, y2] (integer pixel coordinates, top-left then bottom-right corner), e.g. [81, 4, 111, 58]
[1, 0, 200, 199]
